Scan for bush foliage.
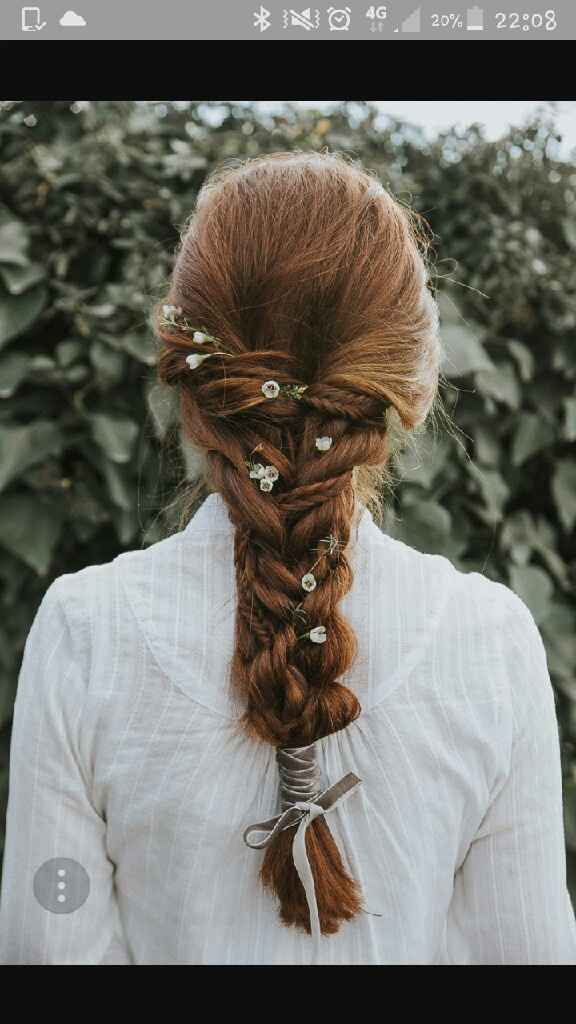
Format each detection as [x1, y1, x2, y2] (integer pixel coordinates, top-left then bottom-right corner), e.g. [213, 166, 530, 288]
[0, 101, 575, 895]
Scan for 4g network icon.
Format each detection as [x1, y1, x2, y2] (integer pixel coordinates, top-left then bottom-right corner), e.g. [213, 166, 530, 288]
[253, 7, 356, 32]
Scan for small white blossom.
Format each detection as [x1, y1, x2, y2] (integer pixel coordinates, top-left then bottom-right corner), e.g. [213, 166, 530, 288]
[315, 436, 333, 451]
[185, 353, 210, 370]
[249, 463, 266, 479]
[260, 478, 274, 492]
[193, 331, 210, 344]
[309, 626, 327, 644]
[263, 465, 279, 482]
[162, 304, 182, 319]
[301, 573, 317, 592]
[262, 380, 280, 399]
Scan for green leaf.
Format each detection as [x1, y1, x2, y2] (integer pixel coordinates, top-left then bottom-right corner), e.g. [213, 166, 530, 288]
[529, 376, 570, 425]
[395, 433, 452, 490]
[110, 506, 139, 545]
[552, 460, 576, 533]
[563, 397, 576, 443]
[473, 425, 500, 466]
[0, 284, 47, 350]
[476, 361, 522, 409]
[501, 509, 535, 549]
[0, 421, 63, 493]
[502, 511, 570, 589]
[0, 664, 18, 730]
[0, 494, 63, 576]
[511, 543, 531, 565]
[0, 262, 46, 296]
[180, 433, 206, 481]
[117, 332, 157, 366]
[89, 340, 126, 387]
[56, 339, 84, 367]
[146, 381, 178, 441]
[467, 463, 510, 523]
[511, 413, 555, 465]
[66, 479, 109, 529]
[562, 216, 576, 250]
[99, 456, 135, 510]
[509, 565, 554, 625]
[564, 781, 576, 854]
[0, 351, 29, 398]
[506, 339, 534, 382]
[440, 323, 496, 378]
[89, 413, 138, 463]
[0, 220, 30, 267]
[436, 289, 465, 325]
[543, 602, 576, 684]
[390, 500, 452, 554]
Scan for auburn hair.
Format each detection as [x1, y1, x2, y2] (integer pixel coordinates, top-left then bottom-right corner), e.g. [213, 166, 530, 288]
[154, 151, 442, 939]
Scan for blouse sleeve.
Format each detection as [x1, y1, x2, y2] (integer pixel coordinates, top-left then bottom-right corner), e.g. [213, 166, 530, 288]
[0, 577, 133, 965]
[445, 588, 576, 965]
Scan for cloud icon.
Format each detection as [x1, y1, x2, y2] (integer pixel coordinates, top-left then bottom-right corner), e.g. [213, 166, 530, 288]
[59, 10, 87, 26]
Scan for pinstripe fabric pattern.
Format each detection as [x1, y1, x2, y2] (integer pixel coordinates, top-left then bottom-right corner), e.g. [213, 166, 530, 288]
[1, 491, 575, 965]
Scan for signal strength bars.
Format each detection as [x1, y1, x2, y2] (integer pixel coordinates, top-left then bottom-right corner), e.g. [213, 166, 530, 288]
[394, 5, 421, 32]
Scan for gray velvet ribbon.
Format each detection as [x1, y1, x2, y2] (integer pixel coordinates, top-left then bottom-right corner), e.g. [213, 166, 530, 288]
[243, 743, 365, 961]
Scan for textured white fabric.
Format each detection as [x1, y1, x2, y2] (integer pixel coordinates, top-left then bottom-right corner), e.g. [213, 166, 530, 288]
[1, 490, 575, 965]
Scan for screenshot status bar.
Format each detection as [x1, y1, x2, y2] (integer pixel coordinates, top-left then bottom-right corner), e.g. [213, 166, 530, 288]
[2, 1, 575, 39]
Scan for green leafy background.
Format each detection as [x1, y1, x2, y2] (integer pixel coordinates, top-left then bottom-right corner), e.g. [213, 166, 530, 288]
[0, 101, 575, 905]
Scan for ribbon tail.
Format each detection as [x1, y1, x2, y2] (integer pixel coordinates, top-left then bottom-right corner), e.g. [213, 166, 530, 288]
[291, 811, 322, 951]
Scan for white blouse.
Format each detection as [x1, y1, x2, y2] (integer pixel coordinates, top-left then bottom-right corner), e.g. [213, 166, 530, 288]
[1, 491, 575, 965]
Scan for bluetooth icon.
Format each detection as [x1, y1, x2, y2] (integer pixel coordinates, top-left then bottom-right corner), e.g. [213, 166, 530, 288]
[253, 5, 272, 31]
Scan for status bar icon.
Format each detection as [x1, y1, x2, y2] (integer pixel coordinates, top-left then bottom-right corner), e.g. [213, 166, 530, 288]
[466, 6, 484, 30]
[21, 6, 46, 31]
[283, 8, 321, 30]
[395, 6, 421, 33]
[254, 6, 272, 31]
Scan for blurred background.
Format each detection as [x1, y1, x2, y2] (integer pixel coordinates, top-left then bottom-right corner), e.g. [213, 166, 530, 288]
[0, 99, 575, 902]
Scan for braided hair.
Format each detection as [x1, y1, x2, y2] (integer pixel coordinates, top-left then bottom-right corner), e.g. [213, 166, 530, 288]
[154, 151, 442, 939]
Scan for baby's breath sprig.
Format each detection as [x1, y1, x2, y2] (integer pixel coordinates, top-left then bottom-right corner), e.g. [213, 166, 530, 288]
[290, 602, 310, 628]
[308, 533, 343, 563]
[321, 533, 343, 557]
[159, 305, 220, 346]
[296, 625, 327, 644]
[245, 459, 280, 492]
[261, 380, 309, 401]
[282, 383, 309, 400]
[292, 533, 343, 601]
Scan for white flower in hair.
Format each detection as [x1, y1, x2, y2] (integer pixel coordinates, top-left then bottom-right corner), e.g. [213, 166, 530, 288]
[185, 353, 211, 370]
[263, 465, 279, 482]
[261, 380, 280, 399]
[260, 478, 274, 492]
[309, 626, 327, 644]
[315, 436, 333, 451]
[193, 331, 210, 344]
[162, 304, 183, 319]
[249, 463, 267, 480]
[301, 573, 317, 592]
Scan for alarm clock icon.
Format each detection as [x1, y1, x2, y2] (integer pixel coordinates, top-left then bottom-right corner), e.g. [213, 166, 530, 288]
[327, 6, 352, 30]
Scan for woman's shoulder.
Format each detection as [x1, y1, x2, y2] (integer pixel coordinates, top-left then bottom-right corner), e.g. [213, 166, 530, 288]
[364, 515, 526, 627]
[47, 528, 189, 627]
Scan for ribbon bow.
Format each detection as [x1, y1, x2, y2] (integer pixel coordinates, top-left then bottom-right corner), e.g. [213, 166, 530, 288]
[243, 744, 363, 960]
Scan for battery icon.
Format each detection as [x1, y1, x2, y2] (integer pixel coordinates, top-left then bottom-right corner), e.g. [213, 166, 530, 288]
[466, 6, 484, 29]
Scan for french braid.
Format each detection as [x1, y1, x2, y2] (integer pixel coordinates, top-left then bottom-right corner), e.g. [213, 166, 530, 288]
[155, 151, 442, 937]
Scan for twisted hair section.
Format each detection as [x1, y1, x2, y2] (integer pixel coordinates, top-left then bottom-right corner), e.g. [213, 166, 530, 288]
[154, 152, 442, 938]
